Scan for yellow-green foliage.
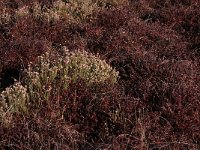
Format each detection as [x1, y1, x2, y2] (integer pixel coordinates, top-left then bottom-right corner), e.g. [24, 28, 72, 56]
[1, 0, 123, 25]
[0, 0, 124, 26]
[0, 81, 28, 125]
[0, 47, 119, 123]
[41, 0, 101, 23]
[15, 6, 29, 18]
[0, 8, 11, 25]
[93, 0, 123, 6]
[68, 49, 119, 84]
[23, 48, 118, 103]
[0, 81, 28, 114]
[52, 0, 123, 22]
[23, 49, 70, 104]
[60, 0, 99, 22]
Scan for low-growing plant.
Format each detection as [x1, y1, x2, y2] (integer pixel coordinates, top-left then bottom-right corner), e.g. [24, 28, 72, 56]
[0, 47, 119, 124]
[63, 0, 99, 22]
[0, 0, 123, 26]
[1, 0, 199, 148]
[21, 0, 122, 24]
[0, 8, 11, 25]
[0, 81, 28, 114]
[15, 6, 29, 18]
[23, 49, 70, 105]
[0, 81, 28, 125]
[68, 49, 119, 84]
[22, 47, 118, 106]
[0, 106, 12, 127]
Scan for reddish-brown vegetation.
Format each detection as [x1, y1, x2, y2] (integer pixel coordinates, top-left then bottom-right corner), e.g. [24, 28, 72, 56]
[0, 0, 199, 149]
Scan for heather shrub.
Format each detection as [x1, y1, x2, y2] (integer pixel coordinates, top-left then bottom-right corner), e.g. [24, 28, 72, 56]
[132, 0, 200, 54]
[0, 0, 200, 149]
[82, 3, 200, 147]
[0, 103, 85, 149]
[62, 79, 126, 145]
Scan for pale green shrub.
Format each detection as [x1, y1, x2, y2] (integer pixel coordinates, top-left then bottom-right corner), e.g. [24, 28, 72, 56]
[0, 81, 28, 114]
[36, 0, 99, 23]
[43, 9, 61, 23]
[0, 8, 11, 25]
[68, 49, 119, 84]
[23, 47, 118, 104]
[15, 6, 29, 18]
[0, 0, 124, 25]
[30, 1, 67, 23]
[0, 47, 119, 124]
[32, 1, 43, 19]
[0, 81, 28, 125]
[0, 105, 12, 127]
[54, 0, 123, 22]
[23, 50, 70, 104]
[31, 0, 123, 23]
[93, 0, 123, 7]
[62, 0, 99, 22]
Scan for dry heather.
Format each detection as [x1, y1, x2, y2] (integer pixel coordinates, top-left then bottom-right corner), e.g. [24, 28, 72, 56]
[0, 0, 200, 149]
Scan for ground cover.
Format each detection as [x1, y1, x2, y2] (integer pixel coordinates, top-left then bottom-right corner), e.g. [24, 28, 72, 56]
[0, 0, 199, 149]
